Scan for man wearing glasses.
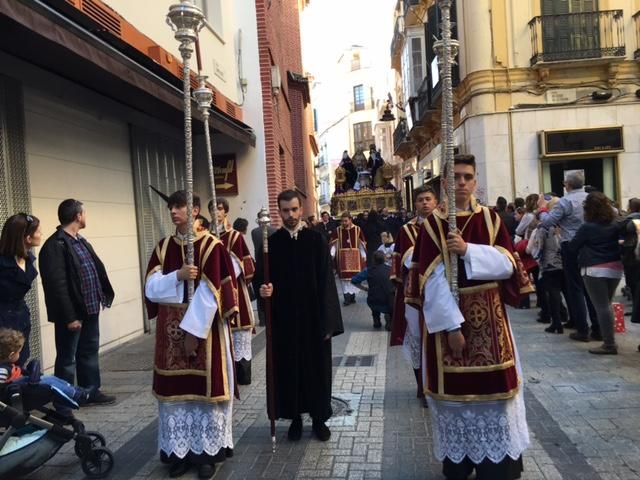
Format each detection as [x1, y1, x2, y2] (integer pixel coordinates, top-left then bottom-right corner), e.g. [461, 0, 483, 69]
[39, 199, 115, 406]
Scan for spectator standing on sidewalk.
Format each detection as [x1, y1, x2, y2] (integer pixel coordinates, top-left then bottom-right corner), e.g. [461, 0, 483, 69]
[351, 251, 394, 330]
[39, 199, 115, 406]
[0, 214, 42, 366]
[569, 192, 623, 354]
[537, 171, 601, 342]
[621, 198, 640, 324]
[257, 190, 343, 442]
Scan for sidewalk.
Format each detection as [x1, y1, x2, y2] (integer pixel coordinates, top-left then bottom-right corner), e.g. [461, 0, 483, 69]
[23, 294, 640, 480]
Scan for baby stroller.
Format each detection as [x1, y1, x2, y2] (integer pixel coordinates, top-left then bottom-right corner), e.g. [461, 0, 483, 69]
[0, 364, 114, 479]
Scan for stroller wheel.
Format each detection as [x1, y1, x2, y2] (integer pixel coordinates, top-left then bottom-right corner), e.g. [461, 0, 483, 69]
[81, 446, 114, 478]
[75, 431, 107, 458]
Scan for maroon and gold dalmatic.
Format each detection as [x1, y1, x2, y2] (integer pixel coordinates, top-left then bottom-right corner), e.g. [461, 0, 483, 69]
[146, 231, 239, 403]
[330, 225, 367, 280]
[406, 201, 533, 402]
[220, 228, 255, 331]
[389, 219, 420, 346]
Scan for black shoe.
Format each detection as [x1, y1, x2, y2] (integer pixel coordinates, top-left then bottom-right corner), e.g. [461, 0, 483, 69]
[343, 294, 351, 307]
[631, 318, 640, 324]
[569, 332, 590, 342]
[197, 464, 216, 479]
[421, 397, 429, 409]
[563, 321, 576, 329]
[544, 325, 564, 334]
[590, 331, 603, 342]
[86, 390, 116, 406]
[349, 293, 357, 304]
[589, 345, 618, 355]
[225, 447, 234, 458]
[288, 416, 302, 441]
[169, 460, 191, 478]
[373, 319, 382, 329]
[311, 419, 331, 441]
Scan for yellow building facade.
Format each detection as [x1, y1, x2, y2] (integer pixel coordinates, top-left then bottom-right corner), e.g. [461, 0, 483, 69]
[392, 0, 640, 207]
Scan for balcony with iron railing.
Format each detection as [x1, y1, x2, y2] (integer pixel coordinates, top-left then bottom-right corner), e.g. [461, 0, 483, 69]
[390, 15, 405, 59]
[393, 118, 414, 158]
[529, 10, 626, 66]
[634, 11, 640, 59]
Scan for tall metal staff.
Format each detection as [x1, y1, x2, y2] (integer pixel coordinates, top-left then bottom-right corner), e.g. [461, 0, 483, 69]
[257, 208, 277, 453]
[167, 0, 205, 301]
[434, 0, 460, 299]
[194, 72, 219, 235]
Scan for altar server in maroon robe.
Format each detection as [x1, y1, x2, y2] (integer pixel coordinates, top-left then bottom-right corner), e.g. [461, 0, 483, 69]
[389, 185, 438, 407]
[406, 155, 532, 480]
[145, 191, 239, 479]
[330, 212, 367, 305]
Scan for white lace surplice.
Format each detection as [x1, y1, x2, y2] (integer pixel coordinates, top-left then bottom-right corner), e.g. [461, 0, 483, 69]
[232, 329, 252, 361]
[146, 270, 234, 458]
[422, 244, 530, 463]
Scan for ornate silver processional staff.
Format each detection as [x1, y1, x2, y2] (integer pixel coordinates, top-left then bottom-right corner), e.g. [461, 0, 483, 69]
[167, 0, 206, 301]
[194, 70, 219, 236]
[434, 0, 460, 300]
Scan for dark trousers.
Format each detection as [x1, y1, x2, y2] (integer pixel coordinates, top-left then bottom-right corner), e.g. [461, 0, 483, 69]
[542, 269, 567, 328]
[624, 262, 640, 323]
[560, 242, 599, 335]
[443, 455, 523, 480]
[54, 313, 101, 389]
[583, 275, 620, 348]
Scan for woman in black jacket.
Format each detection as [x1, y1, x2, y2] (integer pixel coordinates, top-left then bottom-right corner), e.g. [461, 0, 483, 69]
[569, 192, 623, 354]
[0, 214, 42, 366]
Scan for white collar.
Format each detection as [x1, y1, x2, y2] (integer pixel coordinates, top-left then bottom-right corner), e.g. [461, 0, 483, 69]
[284, 221, 305, 239]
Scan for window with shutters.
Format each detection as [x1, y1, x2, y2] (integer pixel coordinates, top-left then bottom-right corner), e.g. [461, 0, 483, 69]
[353, 85, 365, 112]
[194, 0, 224, 37]
[541, 0, 599, 58]
[353, 122, 374, 152]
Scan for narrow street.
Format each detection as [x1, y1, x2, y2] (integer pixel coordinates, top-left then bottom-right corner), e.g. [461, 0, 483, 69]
[24, 292, 640, 480]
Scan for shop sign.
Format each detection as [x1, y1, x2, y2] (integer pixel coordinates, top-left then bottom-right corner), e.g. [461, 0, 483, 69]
[539, 126, 624, 158]
[213, 154, 239, 196]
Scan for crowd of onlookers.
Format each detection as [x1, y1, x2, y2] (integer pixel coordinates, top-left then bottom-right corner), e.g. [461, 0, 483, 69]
[494, 171, 640, 355]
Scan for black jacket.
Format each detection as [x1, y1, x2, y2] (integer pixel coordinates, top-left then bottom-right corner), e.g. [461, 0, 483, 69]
[568, 221, 622, 268]
[39, 228, 114, 324]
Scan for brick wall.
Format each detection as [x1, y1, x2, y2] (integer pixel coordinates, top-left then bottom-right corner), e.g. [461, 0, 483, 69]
[255, 0, 316, 223]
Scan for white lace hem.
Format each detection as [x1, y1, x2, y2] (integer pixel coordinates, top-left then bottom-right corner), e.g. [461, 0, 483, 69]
[158, 400, 234, 459]
[402, 330, 421, 369]
[427, 388, 530, 464]
[232, 330, 252, 361]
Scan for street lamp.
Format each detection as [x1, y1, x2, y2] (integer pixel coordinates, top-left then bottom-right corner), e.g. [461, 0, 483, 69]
[166, 0, 205, 301]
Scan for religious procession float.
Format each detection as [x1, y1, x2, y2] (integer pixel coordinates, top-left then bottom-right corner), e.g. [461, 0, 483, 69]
[330, 144, 402, 216]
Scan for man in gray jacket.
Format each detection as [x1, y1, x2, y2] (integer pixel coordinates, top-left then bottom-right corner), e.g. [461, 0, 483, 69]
[537, 171, 600, 342]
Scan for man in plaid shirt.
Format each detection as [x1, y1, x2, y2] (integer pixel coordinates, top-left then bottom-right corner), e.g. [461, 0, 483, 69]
[40, 199, 115, 408]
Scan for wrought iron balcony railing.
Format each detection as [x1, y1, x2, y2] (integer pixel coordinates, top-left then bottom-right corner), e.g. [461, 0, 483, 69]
[529, 10, 626, 66]
[634, 11, 640, 60]
[393, 118, 414, 157]
[390, 15, 405, 57]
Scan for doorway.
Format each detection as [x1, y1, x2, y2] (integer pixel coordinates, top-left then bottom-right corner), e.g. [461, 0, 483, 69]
[541, 156, 617, 201]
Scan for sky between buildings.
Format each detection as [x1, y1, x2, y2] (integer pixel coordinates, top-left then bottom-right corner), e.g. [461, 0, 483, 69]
[301, 0, 397, 82]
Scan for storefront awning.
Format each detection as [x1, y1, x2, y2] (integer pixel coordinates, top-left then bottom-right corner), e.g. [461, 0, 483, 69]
[0, 0, 255, 146]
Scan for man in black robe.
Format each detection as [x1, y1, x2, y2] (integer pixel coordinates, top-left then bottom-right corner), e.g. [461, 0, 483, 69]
[257, 189, 343, 442]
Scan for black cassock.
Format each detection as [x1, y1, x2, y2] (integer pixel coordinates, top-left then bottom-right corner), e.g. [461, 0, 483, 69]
[255, 227, 343, 422]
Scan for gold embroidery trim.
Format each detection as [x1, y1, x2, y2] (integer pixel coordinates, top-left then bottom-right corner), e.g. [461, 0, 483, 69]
[442, 359, 515, 373]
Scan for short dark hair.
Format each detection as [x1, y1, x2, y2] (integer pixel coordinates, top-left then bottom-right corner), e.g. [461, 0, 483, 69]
[167, 191, 201, 210]
[372, 250, 386, 265]
[196, 215, 210, 230]
[0, 213, 40, 259]
[233, 217, 249, 233]
[320, 211, 330, 217]
[213, 197, 230, 213]
[413, 185, 439, 203]
[341, 211, 352, 219]
[277, 189, 303, 207]
[496, 196, 507, 209]
[629, 198, 640, 213]
[58, 199, 83, 225]
[0, 328, 24, 362]
[514, 197, 525, 209]
[525, 194, 539, 213]
[454, 154, 476, 170]
[584, 191, 615, 224]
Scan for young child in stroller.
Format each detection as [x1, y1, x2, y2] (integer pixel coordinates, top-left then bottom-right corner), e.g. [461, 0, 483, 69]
[0, 328, 114, 479]
[0, 328, 94, 409]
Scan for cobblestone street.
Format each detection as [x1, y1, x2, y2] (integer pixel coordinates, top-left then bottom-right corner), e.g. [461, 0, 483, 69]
[24, 291, 640, 480]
